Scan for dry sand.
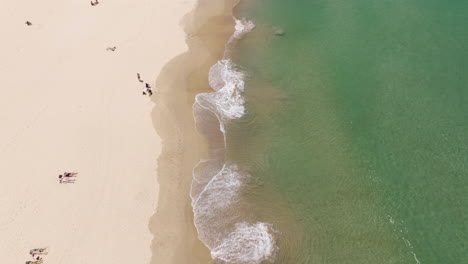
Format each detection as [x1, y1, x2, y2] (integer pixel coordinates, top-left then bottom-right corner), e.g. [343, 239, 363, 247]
[0, 0, 195, 263]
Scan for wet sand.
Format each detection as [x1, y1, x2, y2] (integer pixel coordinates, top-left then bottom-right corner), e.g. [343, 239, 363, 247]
[149, 0, 239, 263]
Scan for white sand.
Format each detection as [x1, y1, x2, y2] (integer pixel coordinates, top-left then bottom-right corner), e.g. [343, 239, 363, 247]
[0, 0, 194, 263]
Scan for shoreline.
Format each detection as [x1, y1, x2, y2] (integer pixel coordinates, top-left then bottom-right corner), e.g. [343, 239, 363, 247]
[149, 0, 239, 263]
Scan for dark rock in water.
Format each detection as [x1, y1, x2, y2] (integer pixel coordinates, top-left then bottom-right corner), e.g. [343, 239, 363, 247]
[274, 28, 285, 36]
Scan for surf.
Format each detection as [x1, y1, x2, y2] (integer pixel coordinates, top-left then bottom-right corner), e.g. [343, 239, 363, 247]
[191, 15, 278, 264]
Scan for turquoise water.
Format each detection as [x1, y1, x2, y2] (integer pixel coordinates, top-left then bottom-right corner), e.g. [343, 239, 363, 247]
[226, 0, 468, 263]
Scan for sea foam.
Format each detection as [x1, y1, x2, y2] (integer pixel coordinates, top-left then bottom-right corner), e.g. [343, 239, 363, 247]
[195, 59, 246, 123]
[194, 16, 255, 122]
[212, 222, 277, 264]
[233, 18, 256, 39]
[191, 16, 277, 264]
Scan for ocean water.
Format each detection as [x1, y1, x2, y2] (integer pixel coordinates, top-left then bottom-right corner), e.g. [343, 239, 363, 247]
[192, 0, 468, 263]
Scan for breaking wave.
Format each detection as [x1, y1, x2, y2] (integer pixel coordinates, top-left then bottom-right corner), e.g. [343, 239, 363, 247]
[197, 59, 246, 123]
[191, 15, 278, 264]
[212, 222, 277, 264]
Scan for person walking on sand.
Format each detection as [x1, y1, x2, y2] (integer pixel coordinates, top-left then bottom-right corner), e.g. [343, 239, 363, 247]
[144, 83, 153, 96]
[60, 179, 75, 184]
[137, 73, 143, 82]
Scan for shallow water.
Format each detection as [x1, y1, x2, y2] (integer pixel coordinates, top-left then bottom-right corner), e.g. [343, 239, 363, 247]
[191, 14, 280, 263]
[212, 0, 468, 263]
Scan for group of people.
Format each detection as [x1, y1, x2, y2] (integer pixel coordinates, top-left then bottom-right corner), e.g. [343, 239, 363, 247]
[137, 73, 153, 96]
[26, 248, 47, 264]
[90, 0, 100, 6]
[58, 172, 78, 184]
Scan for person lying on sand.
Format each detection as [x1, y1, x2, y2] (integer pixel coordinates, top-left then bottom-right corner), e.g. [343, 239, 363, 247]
[106, 46, 116, 52]
[59, 178, 76, 184]
[58, 172, 78, 179]
[25, 21, 32, 26]
[25, 260, 43, 264]
[137, 73, 143, 82]
[64, 172, 78, 177]
[30, 248, 47, 255]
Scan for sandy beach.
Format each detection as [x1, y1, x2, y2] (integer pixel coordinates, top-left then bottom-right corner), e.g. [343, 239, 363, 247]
[0, 0, 194, 263]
